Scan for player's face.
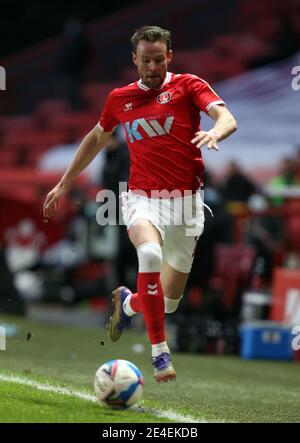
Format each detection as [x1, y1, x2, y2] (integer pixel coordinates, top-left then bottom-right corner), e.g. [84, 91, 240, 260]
[133, 40, 172, 90]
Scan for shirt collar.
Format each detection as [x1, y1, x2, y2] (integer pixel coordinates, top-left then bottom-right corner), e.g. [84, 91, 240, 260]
[137, 72, 172, 91]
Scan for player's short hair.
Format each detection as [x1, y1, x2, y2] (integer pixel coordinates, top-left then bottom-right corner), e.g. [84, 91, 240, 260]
[131, 26, 172, 53]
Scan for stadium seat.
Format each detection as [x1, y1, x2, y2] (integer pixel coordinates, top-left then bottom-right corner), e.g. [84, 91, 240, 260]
[170, 48, 245, 82]
[45, 111, 98, 137]
[35, 99, 70, 118]
[76, 261, 110, 282]
[80, 82, 120, 110]
[1, 130, 67, 151]
[211, 34, 271, 64]
[0, 150, 20, 167]
[208, 243, 256, 309]
[285, 215, 300, 253]
[0, 115, 36, 134]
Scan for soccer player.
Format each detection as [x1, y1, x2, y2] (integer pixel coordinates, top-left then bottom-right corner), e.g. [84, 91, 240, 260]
[43, 26, 237, 383]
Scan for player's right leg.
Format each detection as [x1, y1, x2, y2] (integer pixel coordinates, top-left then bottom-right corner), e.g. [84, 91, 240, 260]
[107, 216, 176, 382]
[106, 285, 133, 342]
[106, 217, 162, 342]
[107, 262, 188, 341]
[128, 219, 176, 382]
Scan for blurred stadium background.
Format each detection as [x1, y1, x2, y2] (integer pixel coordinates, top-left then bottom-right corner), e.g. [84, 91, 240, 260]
[1, 0, 300, 362]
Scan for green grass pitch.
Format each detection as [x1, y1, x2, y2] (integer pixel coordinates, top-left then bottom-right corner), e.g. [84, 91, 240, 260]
[0, 313, 300, 423]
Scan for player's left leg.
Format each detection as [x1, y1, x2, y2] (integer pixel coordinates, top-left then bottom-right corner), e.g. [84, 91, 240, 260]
[160, 261, 189, 313]
[157, 188, 205, 311]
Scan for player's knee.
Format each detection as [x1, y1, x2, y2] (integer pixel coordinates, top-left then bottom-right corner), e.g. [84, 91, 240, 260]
[137, 242, 162, 272]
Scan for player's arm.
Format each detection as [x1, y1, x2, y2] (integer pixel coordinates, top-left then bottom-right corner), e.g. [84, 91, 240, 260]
[43, 125, 112, 219]
[191, 105, 237, 150]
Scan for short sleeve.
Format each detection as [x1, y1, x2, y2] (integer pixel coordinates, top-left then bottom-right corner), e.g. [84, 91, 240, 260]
[98, 90, 119, 132]
[185, 74, 225, 114]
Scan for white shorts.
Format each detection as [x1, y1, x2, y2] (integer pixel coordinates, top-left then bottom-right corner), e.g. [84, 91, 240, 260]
[121, 190, 205, 273]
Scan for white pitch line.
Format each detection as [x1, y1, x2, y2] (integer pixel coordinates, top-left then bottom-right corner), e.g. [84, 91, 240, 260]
[0, 373, 205, 423]
[0, 374, 97, 402]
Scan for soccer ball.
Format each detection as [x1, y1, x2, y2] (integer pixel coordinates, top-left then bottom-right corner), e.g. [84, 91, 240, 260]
[94, 359, 144, 409]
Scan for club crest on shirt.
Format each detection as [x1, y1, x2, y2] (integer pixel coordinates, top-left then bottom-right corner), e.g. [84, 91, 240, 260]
[157, 91, 171, 104]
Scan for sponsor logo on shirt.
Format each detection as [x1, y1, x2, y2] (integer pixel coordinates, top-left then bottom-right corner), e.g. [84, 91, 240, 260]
[124, 116, 174, 143]
[157, 91, 171, 104]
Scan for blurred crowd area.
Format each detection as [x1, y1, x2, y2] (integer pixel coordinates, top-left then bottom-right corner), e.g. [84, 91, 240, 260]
[0, 0, 300, 354]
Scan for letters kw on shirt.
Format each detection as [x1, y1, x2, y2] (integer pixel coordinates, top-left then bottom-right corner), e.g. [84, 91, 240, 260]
[124, 116, 174, 143]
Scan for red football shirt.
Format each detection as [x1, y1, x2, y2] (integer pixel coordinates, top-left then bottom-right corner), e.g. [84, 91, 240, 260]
[99, 72, 224, 194]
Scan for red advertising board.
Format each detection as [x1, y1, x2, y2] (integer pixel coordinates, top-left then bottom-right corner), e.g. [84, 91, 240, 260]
[270, 268, 300, 325]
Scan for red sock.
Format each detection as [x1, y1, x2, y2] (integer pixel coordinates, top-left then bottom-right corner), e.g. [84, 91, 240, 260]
[129, 293, 140, 313]
[137, 272, 165, 344]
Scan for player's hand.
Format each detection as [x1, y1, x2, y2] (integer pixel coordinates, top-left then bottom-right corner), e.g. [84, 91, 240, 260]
[43, 184, 69, 221]
[191, 129, 220, 150]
